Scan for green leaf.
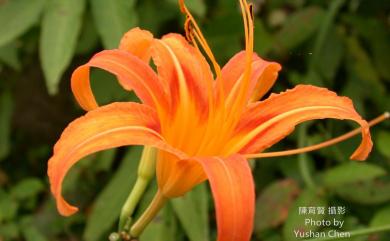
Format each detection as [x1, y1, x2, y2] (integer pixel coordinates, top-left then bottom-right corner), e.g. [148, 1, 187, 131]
[0, 42, 21, 70]
[335, 179, 390, 205]
[40, 0, 86, 95]
[255, 179, 300, 234]
[0, 90, 13, 161]
[204, 12, 242, 63]
[140, 203, 179, 241]
[370, 206, 390, 241]
[309, 0, 345, 73]
[184, 0, 206, 17]
[83, 147, 141, 241]
[20, 216, 49, 241]
[371, 205, 390, 227]
[283, 189, 328, 241]
[167, 0, 206, 17]
[91, 149, 117, 172]
[75, 12, 100, 55]
[377, 131, 390, 158]
[138, 0, 176, 33]
[0, 222, 19, 240]
[321, 162, 386, 188]
[216, 0, 236, 13]
[253, 19, 274, 56]
[314, 26, 344, 82]
[90, 0, 137, 49]
[10, 178, 44, 200]
[0, 0, 46, 47]
[345, 36, 385, 96]
[171, 183, 209, 241]
[276, 155, 302, 181]
[0, 193, 19, 222]
[273, 7, 325, 53]
[90, 68, 135, 105]
[343, 15, 390, 80]
[136, 183, 179, 241]
[27, 198, 77, 237]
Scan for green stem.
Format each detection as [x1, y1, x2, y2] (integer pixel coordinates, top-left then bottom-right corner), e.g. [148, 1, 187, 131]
[119, 178, 150, 231]
[298, 125, 316, 190]
[130, 191, 168, 238]
[304, 225, 390, 241]
[119, 146, 157, 231]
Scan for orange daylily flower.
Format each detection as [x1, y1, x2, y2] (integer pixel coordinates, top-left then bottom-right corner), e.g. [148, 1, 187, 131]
[48, 0, 374, 240]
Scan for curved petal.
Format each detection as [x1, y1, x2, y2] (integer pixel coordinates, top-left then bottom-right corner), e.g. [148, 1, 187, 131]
[152, 34, 213, 114]
[228, 85, 372, 160]
[48, 102, 186, 216]
[117, 27, 155, 96]
[196, 155, 255, 241]
[71, 50, 168, 113]
[151, 34, 214, 152]
[216, 51, 281, 103]
[249, 60, 282, 102]
[157, 152, 206, 197]
[119, 27, 154, 62]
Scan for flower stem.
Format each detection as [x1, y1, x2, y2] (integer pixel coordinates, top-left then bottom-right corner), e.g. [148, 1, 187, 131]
[304, 224, 390, 241]
[119, 146, 157, 231]
[119, 178, 150, 231]
[130, 190, 167, 238]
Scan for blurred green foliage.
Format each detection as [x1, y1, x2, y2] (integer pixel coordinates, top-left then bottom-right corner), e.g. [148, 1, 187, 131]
[0, 0, 389, 240]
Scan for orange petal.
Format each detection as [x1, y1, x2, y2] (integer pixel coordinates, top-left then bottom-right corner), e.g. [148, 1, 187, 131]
[151, 34, 214, 152]
[249, 60, 282, 102]
[153, 34, 213, 113]
[71, 50, 168, 112]
[217, 51, 281, 103]
[119, 27, 154, 62]
[157, 152, 206, 197]
[196, 155, 255, 241]
[48, 102, 186, 216]
[231, 85, 372, 160]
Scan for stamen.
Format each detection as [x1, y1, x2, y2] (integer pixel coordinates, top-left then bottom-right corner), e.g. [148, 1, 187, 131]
[230, 0, 254, 106]
[179, 0, 186, 13]
[184, 17, 192, 42]
[245, 112, 389, 159]
[239, 0, 249, 48]
[184, 20, 200, 50]
[217, 0, 256, 148]
[224, 0, 254, 119]
[179, 0, 221, 78]
[249, 4, 254, 20]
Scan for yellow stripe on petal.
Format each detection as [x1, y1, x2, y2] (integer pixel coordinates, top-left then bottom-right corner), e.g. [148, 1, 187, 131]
[157, 40, 191, 108]
[229, 85, 372, 160]
[227, 106, 348, 154]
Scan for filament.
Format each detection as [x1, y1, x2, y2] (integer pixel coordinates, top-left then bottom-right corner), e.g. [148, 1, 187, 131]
[179, 0, 221, 78]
